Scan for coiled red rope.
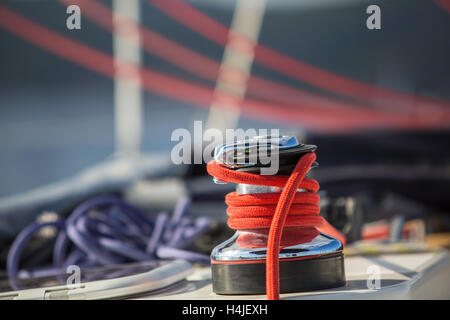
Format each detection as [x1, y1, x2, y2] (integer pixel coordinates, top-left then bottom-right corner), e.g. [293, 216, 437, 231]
[207, 152, 345, 300]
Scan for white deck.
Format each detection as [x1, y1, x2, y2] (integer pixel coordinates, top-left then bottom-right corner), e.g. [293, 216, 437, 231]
[136, 249, 450, 300]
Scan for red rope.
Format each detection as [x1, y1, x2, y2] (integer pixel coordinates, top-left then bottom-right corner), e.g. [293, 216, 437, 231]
[207, 153, 345, 300]
[149, 0, 450, 114]
[63, 0, 424, 124]
[2, 5, 449, 131]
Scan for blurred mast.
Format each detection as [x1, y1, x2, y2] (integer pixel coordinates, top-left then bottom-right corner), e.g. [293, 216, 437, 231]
[206, 0, 267, 134]
[113, 0, 143, 156]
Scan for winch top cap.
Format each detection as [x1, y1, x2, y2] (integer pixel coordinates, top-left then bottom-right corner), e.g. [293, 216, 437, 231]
[213, 134, 317, 172]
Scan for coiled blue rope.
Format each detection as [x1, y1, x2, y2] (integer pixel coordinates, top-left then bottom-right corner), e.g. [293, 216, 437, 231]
[7, 195, 210, 279]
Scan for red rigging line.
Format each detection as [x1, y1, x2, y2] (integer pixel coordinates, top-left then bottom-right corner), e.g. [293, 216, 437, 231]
[0, 5, 448, 132]
[207, 153, 345, 300]
[148, 0, 450, 114]
[59, 0, 219, 81]
[0, 6, 351, 131]
[58, 0, 440, 123]
[59, 0, 450, 126]
[434, 0, 450, 14]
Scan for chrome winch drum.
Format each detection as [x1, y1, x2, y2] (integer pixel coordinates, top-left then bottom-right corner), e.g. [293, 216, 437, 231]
[209, 135, 346, 295]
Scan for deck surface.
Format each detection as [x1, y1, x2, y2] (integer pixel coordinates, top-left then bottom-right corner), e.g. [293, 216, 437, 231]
[135, 248, 450, 300]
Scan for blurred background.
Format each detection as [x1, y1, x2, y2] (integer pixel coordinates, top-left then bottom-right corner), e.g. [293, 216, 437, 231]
[0, 0, 449, 280]
[1, 0, 449, 196]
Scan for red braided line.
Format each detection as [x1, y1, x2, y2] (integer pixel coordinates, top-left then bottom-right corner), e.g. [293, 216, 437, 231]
[206, 154, 345, 300]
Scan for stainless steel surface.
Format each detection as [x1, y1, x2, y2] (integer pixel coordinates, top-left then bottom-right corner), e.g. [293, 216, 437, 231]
[211, 231, 343, 261]
[0, 259, 193, 300]
[210, 134, 341, 262]
[236, 183, 307, 194]
[213, 135, 299, 169]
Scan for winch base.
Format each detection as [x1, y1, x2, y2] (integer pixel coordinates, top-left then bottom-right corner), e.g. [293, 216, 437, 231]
[211, 252, 345, 295]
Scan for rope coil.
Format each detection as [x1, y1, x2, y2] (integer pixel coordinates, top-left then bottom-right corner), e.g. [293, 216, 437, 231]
[207, 152, 345, 300]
